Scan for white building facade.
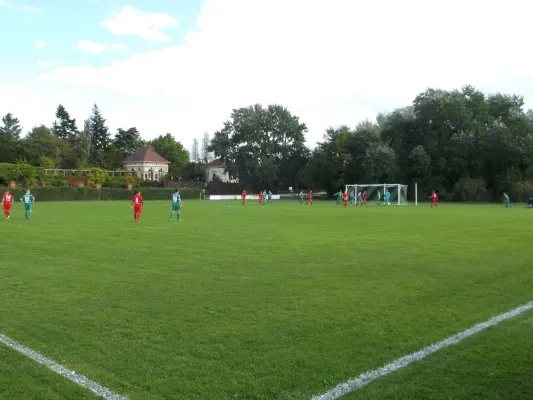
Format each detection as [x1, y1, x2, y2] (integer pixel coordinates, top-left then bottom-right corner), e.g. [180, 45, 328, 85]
[123, 148, 170, 181]
[207, 159, 238, 183]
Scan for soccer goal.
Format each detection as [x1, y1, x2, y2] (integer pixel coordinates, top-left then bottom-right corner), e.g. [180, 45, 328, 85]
[345, 183, 409, 205]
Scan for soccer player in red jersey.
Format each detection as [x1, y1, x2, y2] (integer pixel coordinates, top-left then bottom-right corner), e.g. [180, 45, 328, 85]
[430, 190, 439, 208]
[258, 191, 263, 205]
[2, 190, 13, 219]
[241, 190, 246, 205]
[362, 191, 367, 205]
[131, 190, 144, 221]
[306, 190, 313, 206]
[342, 191, 348, 208]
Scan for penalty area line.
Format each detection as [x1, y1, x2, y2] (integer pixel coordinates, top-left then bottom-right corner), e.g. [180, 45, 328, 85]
[0, 333, 128, 400]
[311, 300, 533, 400]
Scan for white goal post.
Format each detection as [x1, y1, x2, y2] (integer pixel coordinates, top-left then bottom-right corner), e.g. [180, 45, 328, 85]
[344, 183, 411, 205]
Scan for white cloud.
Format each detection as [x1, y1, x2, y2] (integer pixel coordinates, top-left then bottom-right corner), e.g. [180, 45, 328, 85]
[35, 40, 46, 49]
[100, 6, 178, 42]
[77, 40, 126, 54]
[0, 0, 9, 7]
[16, 0, 533, 151]
[21, 5, 40, 13]
[38, 60, 53, 67]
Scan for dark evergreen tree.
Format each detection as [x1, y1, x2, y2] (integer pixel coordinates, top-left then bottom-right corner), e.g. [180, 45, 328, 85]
[0, 113, 23, 140]
[89, 104, 110, 165]
[114, 127, 141, 158]
[52, 104, 77, 140]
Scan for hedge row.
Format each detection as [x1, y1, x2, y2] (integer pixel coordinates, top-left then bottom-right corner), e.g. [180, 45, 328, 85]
[0, 187, 202, 201]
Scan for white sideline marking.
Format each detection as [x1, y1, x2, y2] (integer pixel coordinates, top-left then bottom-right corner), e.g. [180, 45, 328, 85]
[0, 333, 128, 400]
[311, 301, 533, 400]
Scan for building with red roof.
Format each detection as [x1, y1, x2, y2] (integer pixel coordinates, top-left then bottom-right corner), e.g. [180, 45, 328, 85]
[123, 148, 170, 181]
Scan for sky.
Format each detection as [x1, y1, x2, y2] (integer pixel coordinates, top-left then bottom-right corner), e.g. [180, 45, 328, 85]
[1, 0, 533, 153]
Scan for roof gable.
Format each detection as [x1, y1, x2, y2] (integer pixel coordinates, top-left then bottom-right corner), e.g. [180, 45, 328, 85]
[208, 159, 225, 167]
[123, 148, 170, 163]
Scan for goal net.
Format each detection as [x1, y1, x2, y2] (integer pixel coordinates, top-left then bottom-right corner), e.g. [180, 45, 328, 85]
[344, 183, 408, 205]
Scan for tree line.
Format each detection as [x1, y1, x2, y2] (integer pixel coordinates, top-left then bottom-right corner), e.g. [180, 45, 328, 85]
[0, 104, 209, 182]
[2, 85, 533, 201]
[208, 86, 533, 201]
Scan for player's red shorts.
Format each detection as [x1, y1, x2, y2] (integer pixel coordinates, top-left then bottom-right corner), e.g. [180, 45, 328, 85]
[133, 205, 142, 213]
[3, 203, 11, 211]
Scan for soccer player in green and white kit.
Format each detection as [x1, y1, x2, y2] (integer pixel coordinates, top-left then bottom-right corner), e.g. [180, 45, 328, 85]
[298, 190, 305, 204]
[348, 190, 355, 205]
[20, 189, 35, 220]
[503, 192, 512, 208]
[376, 189, 381, 206]
[267, 190, 273, 204]
[170, 188, 183, 221]
[356, 191, 363, 206]
[334, 190, 343, 205]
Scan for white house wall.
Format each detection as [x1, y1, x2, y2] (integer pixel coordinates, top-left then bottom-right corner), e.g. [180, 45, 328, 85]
[123, 162, 170, 181]
[207, 166, 237, 183]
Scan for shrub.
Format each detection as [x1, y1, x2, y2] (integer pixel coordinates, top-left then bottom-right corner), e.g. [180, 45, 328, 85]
[42, 175, 69, 187]
[453, 177, 487, 201]
[4, 187, 202, 201]
[0, 163, 36, 185]
[509, 180, 533, 202]
[104, 174, 141, 188]
[86, 169, 109, 187]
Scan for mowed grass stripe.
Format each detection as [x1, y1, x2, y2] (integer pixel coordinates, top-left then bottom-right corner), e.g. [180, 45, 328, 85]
[0, 201, 532, 399]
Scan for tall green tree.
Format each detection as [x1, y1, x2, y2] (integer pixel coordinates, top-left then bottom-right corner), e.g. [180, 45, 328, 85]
[150, 133, 190, 178]
[201, 131, 213, 163]
[23, 125, 77, 168]
[52, 104, 77, 140]
[89, 104, 111, 166]
[114, 127, 141, 158]
[191, 138, 200, 162]
[209, 104, 308, 190]
[71, 119, 92, 167]
[0, 113, 22, 140]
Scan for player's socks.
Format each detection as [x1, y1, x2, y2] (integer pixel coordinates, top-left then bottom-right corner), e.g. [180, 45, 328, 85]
[170, 212, 174, 219]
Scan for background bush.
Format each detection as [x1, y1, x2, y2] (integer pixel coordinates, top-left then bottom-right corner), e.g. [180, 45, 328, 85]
[0, 187, 202, 201]
[0, 163, 35, 185]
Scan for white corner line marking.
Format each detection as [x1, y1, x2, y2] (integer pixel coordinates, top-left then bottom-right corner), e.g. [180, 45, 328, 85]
[311, 301, 533, 400]
[0, 333, 128, 400]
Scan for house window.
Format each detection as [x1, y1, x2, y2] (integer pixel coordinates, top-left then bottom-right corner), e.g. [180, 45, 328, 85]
[144, 174, 147, 180]
[148, 168, 153, 180]
[155, 174, 158, 181]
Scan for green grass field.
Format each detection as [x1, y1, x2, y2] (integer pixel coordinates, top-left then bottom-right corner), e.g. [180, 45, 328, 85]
[1, 199, 532, 400]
